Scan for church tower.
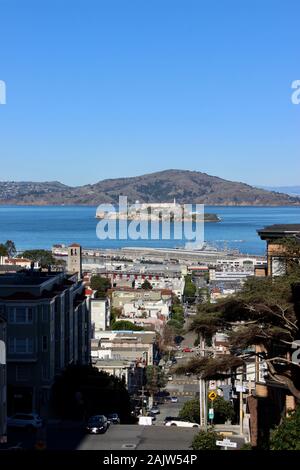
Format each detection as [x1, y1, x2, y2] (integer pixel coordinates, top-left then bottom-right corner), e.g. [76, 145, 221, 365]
[67, 243, 82, 280]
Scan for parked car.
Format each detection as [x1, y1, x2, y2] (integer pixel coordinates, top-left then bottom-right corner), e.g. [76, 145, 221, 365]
[185, 371, 192, 377]
[182, 347, 192, 353]
[106, 413, 120, 424]
[171, 396, 178, 403]
[150, 406, 160, 415]
[86, 415, 109, 434]
[147, 411, 156, 421]
[165, 420, 199, 428]
[7, 413, 43, 430]
[168, 375, 173, 381]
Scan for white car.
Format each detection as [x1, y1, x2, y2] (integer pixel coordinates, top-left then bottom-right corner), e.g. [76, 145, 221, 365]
[165, 420, 199, 428]
[7, 413, 43, 430]
[171, 396, 178, 403]
[168, 375, 173, 381]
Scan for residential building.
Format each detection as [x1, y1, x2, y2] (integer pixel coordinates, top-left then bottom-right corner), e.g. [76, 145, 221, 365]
[0, 270, 90, 415]
[257, 224, 300, 276]
[109, 287, 172, 310]
[0, 312, 7, 443]
[91, 331, 156, 394]
[90, 297, 110, 335]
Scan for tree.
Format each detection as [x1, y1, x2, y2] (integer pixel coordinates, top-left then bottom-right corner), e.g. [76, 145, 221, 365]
[145, 365, 167, 397]
[4, 240, 16, 258]
[180, 269, 300, 400]
[21, 249, 56, 267]
[90, 275, 111, 297]
[50, 364, 132, 422]
[141, 279, 153, 290]
[191, 430, 221, 450]
[112, 320, 144, 331]
[270, 406, 300, 450]
[184, 275, 196, 301]
[167, 319, 184, 334]
[179, 397, 235, 424]
[0, 244, 8, 257]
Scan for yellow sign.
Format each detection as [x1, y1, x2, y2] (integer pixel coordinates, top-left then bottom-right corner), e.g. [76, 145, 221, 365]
[208, 391, 217, 401]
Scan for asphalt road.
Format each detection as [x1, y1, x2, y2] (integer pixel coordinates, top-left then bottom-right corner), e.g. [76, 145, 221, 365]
[77, 425, 198, 450]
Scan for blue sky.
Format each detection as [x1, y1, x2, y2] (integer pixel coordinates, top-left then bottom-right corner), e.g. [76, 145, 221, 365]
[0, 0, 299, 186]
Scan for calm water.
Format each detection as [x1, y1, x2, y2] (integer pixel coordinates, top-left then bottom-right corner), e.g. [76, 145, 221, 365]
[0, 205, 300, 255]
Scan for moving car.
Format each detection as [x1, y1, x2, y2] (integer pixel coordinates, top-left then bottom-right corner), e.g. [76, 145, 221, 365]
[86, 415, 109, 434]
[7, 413, 43, 430]
[182, 347, 192, 353]
[171, 396, 178, 403]
[106, 413, 120, 424]
[165, 420, 199, 428]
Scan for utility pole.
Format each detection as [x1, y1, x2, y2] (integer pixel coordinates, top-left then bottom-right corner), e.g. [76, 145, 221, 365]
[199, 336, 207, 430]
[239, 387, 243, 436]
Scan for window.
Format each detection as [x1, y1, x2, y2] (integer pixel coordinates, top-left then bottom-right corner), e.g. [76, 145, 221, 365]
[42, 336, 48, 352]
[42, 364, 50, 381]
[8, 307, 33, 324]
[8, 338, 33, 354]
[16, 366, 30, 382]
[42, 305, 49, 322]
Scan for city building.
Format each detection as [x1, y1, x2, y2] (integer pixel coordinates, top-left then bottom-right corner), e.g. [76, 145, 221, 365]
[0, 312, 7, 443]
[257, 224, 300, 276]
[91, 331, 156, 395]
[90, 297, 110, 335]
[0, 270, 90, 415]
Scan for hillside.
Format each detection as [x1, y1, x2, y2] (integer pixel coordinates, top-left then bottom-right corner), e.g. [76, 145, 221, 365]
[0, 170, 299, 206]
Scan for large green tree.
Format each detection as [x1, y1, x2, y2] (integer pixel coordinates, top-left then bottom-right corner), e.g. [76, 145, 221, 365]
[179, 397, 235, 424]
[270, 406, 300, 450]
[145, 365, 167, 396]
[51, 364, 132, 422]
[22, 249, 56, 267]
[178, 270, 300, 399]
[90, 275, 111, 297]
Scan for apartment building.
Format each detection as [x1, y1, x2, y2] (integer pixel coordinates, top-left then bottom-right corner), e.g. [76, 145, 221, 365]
[91, 331, 156, 394]
[0, 312, 6, 443]
[0, 270, 90, 415]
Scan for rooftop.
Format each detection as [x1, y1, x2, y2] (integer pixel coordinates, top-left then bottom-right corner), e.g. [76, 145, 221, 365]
[258, 224, 300, 240]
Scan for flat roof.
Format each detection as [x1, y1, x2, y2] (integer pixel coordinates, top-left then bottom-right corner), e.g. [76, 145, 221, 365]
[257, 224, 300, 240]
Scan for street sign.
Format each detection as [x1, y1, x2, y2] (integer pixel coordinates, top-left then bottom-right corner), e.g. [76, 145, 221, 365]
[216, 438, 237, 449]
[208, 391, 217, 401]
[208, 408, 214, 419]
[208, 380, 216, 390]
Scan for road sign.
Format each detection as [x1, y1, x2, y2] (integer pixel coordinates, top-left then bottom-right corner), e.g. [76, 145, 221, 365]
[216, 438, 237, 449]
[208, 391, 217, 401]
[208, 380, 216, 390]
[208, 408, 214, 419]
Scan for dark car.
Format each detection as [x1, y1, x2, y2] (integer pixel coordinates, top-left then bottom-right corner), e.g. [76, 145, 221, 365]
[107, 413, 120, 424]
[147, 411, 156, 421]
[86, 415, 109, 434]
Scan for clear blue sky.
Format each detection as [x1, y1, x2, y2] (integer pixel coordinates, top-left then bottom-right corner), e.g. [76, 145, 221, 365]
[0, 0, 299, 186]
